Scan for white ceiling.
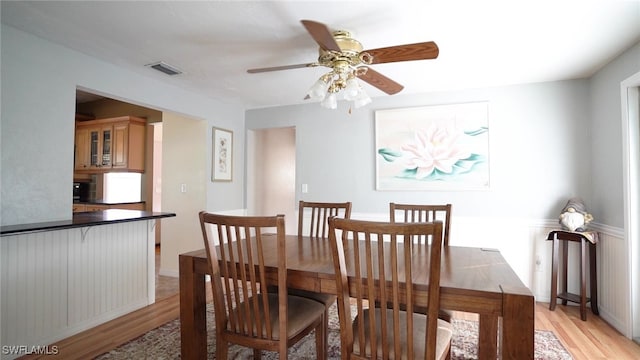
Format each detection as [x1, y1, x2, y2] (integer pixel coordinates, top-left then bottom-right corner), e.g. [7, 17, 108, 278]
[2, 1, 640, 109]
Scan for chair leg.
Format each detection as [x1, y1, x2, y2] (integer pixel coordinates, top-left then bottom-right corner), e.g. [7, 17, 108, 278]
[580, 239, 587, 321]
[315, 312, 327, 360]
[561, 240, 569, 306]
[254, 349, 262, 359]
[589, 242, 599, 315]
[217, 338, 228, 359]
[549, 236, 559, 310]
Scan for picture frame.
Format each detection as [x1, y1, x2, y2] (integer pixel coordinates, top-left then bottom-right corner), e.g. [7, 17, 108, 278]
[212, 127, 233, 182]
[375, 102, 490, 191]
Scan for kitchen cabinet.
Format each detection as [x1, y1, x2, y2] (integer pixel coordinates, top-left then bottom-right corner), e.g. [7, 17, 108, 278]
[74, 127, 90, 170]
[113, 202, 146, 211]
[75, 116, 146, 173]
[84, 204, 111, 212]
[73, 202, 146, 212]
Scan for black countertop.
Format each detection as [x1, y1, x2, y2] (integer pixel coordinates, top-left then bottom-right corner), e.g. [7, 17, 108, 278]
[1, 209, 176, 236]
[73, 200, 145, 205]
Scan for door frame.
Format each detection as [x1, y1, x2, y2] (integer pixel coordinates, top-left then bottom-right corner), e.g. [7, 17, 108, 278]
[621, 71, 640, 340]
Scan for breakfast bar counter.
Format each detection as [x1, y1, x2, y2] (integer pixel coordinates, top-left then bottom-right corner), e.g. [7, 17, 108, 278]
[0, 209, 175, 359]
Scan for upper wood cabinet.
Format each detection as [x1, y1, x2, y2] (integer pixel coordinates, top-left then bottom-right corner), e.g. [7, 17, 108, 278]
[75, 116, 146, 173]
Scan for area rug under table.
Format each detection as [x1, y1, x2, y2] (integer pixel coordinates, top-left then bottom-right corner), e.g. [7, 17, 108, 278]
[96, 304, 572, 359]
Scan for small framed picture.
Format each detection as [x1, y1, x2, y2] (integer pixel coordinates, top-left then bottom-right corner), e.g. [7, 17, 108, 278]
[212, 127, 233, 182]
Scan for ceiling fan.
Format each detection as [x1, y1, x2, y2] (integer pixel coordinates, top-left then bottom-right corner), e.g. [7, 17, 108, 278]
[247, 20, 439, 109]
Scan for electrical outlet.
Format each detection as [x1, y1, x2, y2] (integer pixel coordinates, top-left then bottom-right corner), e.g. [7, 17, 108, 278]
[535, 255, 542, 272]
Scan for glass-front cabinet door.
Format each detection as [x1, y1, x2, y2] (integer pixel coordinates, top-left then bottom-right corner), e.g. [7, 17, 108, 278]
[101, 128, 112, 167]
[89, 126, 113, 168]
[90, 128, 99, 167]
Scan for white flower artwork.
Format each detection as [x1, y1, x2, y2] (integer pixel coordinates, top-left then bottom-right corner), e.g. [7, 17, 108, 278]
[375, 102, 489, 191]
[212, 127, 233, 182]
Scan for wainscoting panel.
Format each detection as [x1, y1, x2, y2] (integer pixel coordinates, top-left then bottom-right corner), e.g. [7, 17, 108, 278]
[594, 225, 629, 335]
[67, 221, 150, 326]
[0, 220, 155, 360]
[1, 230, 69, 352]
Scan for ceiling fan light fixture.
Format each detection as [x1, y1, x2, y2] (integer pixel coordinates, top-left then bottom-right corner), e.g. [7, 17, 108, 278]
[311, 68, 370, 109]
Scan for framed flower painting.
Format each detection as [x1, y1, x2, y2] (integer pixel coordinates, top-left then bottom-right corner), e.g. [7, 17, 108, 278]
[375, 102, 489, 191]
[212, 127, 233, 182]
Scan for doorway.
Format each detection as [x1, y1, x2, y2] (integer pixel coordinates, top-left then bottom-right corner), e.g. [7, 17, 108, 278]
[246, 127, 297, 234]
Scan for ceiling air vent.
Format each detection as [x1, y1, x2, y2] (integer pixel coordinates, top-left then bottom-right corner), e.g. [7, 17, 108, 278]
[145, 61, 182, 76]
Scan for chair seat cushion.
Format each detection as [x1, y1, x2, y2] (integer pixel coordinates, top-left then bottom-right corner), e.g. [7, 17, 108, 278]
[352, 308, 453, 360]
[228, 293, 325, 340]
[287, 288, 337, 307]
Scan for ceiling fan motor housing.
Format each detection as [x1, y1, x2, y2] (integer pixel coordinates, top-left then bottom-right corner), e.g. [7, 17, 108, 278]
[317, 30, 366, 67]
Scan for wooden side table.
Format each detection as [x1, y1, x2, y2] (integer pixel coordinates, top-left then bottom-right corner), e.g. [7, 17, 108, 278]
[547, 230, 599, 321]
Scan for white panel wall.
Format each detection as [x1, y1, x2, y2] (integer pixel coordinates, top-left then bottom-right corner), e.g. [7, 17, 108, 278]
[1, 231, 69, 352]
[595, 226, 629, 335]
[0, 221, 154, 360]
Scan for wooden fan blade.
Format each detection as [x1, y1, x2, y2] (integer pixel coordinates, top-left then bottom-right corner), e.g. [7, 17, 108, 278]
[357, 67, 404, 95]
[301, 20, 341, 52]
[247, 63, 315, 73]
[364, 41, 439, 64]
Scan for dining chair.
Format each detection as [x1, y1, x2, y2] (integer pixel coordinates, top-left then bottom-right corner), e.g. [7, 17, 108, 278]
[291, 200, 352, 351]
[389, 203, 452, 246]
[298, 200, 353, 238]
[328, 217, 452, 360]
[389, 203, 453, 326]
[199, 212, 327, 360]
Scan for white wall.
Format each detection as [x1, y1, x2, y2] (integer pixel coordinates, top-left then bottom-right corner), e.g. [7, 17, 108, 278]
[244, 81, 594, 308]
[0, 24, 245, 226]
[589, 42, 640, 227]
[159, 113, 207, 274]
[246, 80, 592, 220]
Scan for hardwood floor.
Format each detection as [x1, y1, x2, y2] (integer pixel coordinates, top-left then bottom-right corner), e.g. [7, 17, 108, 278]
[18, 247, 640, 359]
[154, 245, 179, 300]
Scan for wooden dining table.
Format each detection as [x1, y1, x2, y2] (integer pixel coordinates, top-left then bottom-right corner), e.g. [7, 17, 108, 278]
[179, 235, 534, 359]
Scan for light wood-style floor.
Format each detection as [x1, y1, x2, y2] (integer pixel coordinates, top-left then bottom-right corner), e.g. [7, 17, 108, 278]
[19, 246, 640, 360]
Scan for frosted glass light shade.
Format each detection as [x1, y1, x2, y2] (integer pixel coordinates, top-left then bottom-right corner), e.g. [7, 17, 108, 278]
[353, 89, 372, 108]
[307, 78, 330, 100]
[344, 78, 360, 100]
[320, 93, 337, 109]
